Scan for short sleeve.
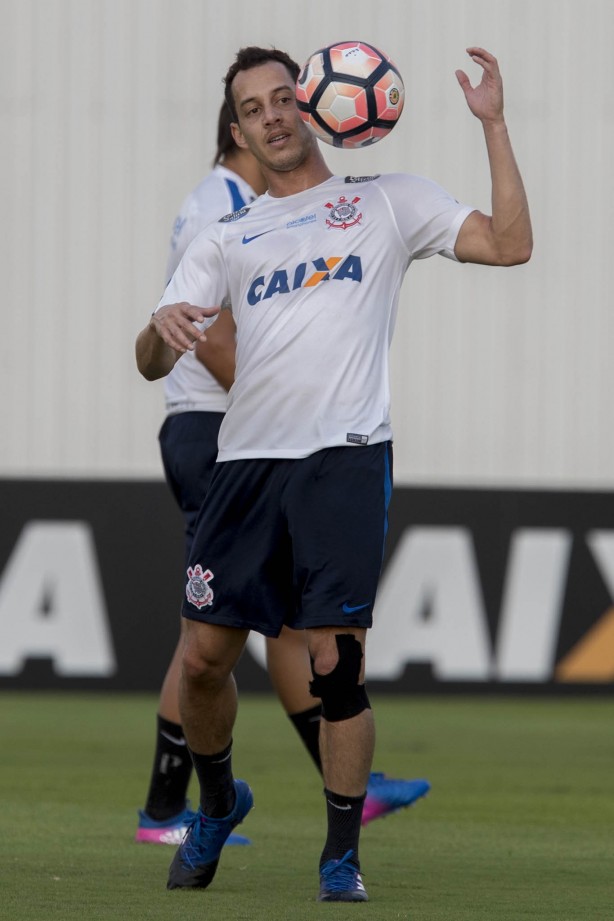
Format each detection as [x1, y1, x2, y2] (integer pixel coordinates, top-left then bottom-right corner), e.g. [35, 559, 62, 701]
[157, 227, 229, 327]
[375, 173, 475, 261]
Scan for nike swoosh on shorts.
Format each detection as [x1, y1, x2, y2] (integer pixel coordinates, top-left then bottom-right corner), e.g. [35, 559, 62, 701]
[342, 602, 370, 614]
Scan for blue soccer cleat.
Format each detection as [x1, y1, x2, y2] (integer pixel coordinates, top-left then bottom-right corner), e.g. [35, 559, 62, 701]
[136, 805, 197, 845]
[166, 780, 254, 889]
[136, 801, 251, 846]
[318, 849, 368, 902]
[362, 773, 431, 826]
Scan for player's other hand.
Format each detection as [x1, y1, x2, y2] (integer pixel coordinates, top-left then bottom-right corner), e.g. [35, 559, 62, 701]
[151, 302, 220, 354]
[455, 47, 504, 124]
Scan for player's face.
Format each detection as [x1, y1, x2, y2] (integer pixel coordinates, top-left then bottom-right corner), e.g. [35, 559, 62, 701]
[231, 61, 317, 174]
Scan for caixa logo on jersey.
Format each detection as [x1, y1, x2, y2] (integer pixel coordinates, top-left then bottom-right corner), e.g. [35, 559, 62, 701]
[246, 254, 362, 305]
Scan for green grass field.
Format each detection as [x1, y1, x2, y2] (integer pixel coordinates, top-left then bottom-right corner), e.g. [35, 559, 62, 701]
[2, 693, 613, 921]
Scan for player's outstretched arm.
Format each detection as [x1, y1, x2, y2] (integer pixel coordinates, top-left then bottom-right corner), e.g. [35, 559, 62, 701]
[135, 302, 220, 381]
[454, 47, 533, 267]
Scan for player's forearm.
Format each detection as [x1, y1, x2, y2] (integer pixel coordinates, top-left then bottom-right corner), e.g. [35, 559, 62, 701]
[195, 339, 236, 392]
[135, 321, 179, 381]
[483, 118, 532, 265]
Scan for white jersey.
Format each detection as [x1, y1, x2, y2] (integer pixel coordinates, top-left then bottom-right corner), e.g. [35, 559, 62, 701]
[162, 164, 258, 415]
[159, 173, 474, 459]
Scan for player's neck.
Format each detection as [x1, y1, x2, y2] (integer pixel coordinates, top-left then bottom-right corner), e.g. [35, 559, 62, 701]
[222, 149, 267, 196]
[264, 158, 333, 199]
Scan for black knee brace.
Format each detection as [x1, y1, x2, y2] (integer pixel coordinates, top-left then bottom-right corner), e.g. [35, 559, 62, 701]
[309, 634, 371, 722]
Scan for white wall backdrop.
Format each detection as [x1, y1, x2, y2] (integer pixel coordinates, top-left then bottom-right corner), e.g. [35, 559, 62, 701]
[1, 0, 613, 486]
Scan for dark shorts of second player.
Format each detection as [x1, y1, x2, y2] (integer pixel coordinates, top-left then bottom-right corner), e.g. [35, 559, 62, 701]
[182, 441, 393, 637]
[158, 411, 225, 563]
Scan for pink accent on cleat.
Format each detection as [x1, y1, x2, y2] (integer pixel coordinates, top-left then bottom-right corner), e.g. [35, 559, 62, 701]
[362, 774, 431, 826]
[135, 824, 189, 846]
[361, 797, 390, 826]
[135, 806, 251, 846]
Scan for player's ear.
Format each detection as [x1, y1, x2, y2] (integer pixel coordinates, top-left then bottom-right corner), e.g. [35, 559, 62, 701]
[231, 121, 249, 150]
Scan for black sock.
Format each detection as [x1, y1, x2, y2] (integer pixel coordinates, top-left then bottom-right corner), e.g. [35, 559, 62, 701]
[289, 704, 323, 774]
[320, 788, 366, 869]
[144, 715, 193, 821]
[191, 741, 236, 818]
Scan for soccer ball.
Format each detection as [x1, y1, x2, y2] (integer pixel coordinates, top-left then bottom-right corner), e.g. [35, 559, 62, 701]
[296, 41, 405, 149]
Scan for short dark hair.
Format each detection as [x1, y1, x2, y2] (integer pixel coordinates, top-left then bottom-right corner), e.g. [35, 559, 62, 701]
[212, 100, 236, 166]
[223, 46, 301, 120]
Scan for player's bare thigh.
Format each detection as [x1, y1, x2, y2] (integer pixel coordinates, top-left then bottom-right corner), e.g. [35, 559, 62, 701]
[181, 617, 249, 680]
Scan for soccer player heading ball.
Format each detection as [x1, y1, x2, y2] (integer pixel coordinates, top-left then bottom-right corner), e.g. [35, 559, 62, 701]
[136, 43, 532, 903]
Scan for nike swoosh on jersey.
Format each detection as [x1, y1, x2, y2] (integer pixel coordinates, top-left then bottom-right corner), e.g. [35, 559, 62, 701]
[342, 602, 370, 614]
[242, 230, 274, 244]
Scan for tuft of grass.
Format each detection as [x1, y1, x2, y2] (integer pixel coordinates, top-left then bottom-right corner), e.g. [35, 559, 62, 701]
[1, 693, 613, 920]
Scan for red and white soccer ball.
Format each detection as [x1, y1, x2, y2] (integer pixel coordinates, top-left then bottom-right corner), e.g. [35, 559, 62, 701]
[296, 41, 405, 149]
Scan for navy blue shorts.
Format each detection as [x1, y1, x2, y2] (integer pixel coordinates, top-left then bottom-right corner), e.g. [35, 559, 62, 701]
[183, 442, 393, 636]
[158, 411, 224, 564]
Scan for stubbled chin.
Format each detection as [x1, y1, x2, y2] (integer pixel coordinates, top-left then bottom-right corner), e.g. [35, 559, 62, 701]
[265, 144, 306, 172]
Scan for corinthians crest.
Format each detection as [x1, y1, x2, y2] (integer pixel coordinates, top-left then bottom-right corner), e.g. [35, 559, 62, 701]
[186, 563, 214, 608]
[325, 195, 362, 230]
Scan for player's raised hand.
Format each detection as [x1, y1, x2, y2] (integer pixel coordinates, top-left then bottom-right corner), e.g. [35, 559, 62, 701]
[151, 302, 220, 354]
[455, 47, 504, 124]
